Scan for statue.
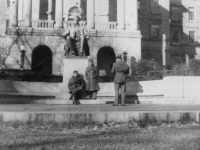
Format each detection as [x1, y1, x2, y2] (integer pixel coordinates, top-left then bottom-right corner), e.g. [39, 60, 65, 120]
[62, 16, 90, 57]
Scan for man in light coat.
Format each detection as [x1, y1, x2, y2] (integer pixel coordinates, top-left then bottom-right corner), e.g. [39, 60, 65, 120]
[111, 54, 129, 106]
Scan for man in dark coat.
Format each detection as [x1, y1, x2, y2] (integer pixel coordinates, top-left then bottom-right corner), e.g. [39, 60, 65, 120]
[85, 59, 100, 99]
[68, 71, 84, 105]
[111, 55, 129, 106]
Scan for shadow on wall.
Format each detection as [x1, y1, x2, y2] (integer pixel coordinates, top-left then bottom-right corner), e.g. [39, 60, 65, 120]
[2, 27, 63, 74]
[140, 0, 199, 68]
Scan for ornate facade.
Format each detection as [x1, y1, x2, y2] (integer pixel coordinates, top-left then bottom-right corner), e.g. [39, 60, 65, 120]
[0, 0, 200, 76]
[0, 0, 141, 77]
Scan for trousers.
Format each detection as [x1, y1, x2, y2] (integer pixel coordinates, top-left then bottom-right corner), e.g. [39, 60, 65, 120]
[72, 90, 82, 103]
[114, 83, 126, 105]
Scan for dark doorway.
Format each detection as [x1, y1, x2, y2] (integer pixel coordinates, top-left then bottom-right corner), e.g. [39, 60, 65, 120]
[32, 45, 53, 75]
[97, 46, 116, 77]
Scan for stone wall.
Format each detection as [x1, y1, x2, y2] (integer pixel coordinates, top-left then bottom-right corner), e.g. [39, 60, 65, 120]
[5, 32, 65, 75]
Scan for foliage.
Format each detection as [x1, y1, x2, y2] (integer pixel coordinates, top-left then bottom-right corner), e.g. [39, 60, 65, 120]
[165, 59, 200, 76]
[131, 59, 164, 81]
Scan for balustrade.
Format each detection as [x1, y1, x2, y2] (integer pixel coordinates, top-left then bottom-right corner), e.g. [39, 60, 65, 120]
[63, 21, 87, 29]
[95, 22, 117, 30]
[18, 20, 24, 28]
[32, 20, 55, 29]
[17, 20, 119, 31]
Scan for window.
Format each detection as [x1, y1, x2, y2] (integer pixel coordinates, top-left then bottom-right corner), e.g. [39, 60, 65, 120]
[189, 31, 195, 44]
[138, 0, 141, 12]
[151, 25, 160, 39]
[151, 0, 160, 13]
[7, 0, 10, 8]
[172, 31, 179, 44]
[138, 23, 140, 30]
[188, 7, 195, 21]
[171, 6, 180, 22]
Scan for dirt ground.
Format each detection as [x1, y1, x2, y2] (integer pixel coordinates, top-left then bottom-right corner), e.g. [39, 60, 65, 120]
[1, 122, 200, 150]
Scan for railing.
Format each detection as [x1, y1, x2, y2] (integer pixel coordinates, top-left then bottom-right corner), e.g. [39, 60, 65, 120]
[17, 20, 121, 31]
[18, 20, 24, 28]
[32, 20, 55, 29]
[125, 24, 131, 30]
[95, 22, 117, 30]
[63, 21, 87, 29]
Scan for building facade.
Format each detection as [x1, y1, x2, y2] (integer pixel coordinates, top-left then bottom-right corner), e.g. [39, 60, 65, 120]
[0, 0, 141, 77]
[0, 0, 200, 76]
[139, 0, 200, 67]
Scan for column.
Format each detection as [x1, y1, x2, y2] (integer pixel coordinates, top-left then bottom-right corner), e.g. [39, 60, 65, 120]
[87, 0, 95, 29]
[24, 0, 32, 27]
[9, 0, 18, 27]
[185, 54, 190, 66]
[55, 0, 63, 28]
[117, 0, 125, 30]
[32, 0, 40, 20]
[48, 0, 53, 20]
[131, 0, 138, 30]
[162, 34, 166, 68]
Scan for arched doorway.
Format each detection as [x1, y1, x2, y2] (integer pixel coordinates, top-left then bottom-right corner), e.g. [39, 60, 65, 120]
[97, 46, 116, 77]
[32, 45, 53, 75]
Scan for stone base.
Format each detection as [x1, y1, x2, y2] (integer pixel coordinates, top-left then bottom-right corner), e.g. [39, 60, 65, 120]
[56, 57, 88, 100]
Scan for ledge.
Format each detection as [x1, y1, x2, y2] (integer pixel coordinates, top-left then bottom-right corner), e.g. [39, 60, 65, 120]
[0, 70, 63, 83]
[6, 28, 142, 38]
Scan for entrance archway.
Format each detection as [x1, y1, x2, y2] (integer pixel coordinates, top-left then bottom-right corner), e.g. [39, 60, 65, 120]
[32, 45, 53, 74]
[97, 46, 116, 77]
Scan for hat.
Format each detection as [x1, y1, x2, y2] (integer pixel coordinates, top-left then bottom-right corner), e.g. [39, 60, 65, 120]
[116, 54, 122, 59]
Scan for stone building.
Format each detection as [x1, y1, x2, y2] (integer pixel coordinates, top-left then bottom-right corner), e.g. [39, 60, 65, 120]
[0, 0, 199, 81]
[139, 0, 200, 67]
[0, 0, 141, 78]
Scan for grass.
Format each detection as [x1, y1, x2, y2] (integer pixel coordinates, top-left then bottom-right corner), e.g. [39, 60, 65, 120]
[1, 121, 200, 150]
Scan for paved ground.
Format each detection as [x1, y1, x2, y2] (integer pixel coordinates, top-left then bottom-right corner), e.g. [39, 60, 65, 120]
[1, 104, 200, 112]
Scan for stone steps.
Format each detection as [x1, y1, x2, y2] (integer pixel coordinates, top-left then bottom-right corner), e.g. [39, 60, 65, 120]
[1, 92, 200, 105]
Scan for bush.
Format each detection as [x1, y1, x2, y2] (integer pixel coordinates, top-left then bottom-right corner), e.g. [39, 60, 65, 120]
[131, 59, 164, 81]
[165, 59, 200, 76]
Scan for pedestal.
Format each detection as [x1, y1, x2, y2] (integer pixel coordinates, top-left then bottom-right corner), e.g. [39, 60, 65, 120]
[56, 57, 88, 100]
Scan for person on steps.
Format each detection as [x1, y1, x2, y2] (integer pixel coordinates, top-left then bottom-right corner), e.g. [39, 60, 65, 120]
[85, 59, 100, 99]
[68, 71, 84, 105]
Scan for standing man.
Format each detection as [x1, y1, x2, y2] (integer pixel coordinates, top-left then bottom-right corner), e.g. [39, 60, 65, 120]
[85, 59, 100, 99]
[111, 55, 129, 106]
[68, 71, 84, 105]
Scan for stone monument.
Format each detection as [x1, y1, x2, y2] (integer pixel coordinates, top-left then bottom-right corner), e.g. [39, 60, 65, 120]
[62, 16, 90, 57]
[57, 14, 90, 101]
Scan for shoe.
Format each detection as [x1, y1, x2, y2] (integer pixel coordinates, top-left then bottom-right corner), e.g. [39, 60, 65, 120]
[121, 104, 125, 106]
[112, 104, 119, 106]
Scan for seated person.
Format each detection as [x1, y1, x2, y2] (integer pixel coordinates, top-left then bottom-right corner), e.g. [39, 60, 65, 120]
[68, 71, 84, 105]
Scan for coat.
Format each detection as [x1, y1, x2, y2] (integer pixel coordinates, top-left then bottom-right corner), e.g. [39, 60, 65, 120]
[68, 75, 84, 93]
[85, 66, 100, 91]
[111, 61, 129, 84]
